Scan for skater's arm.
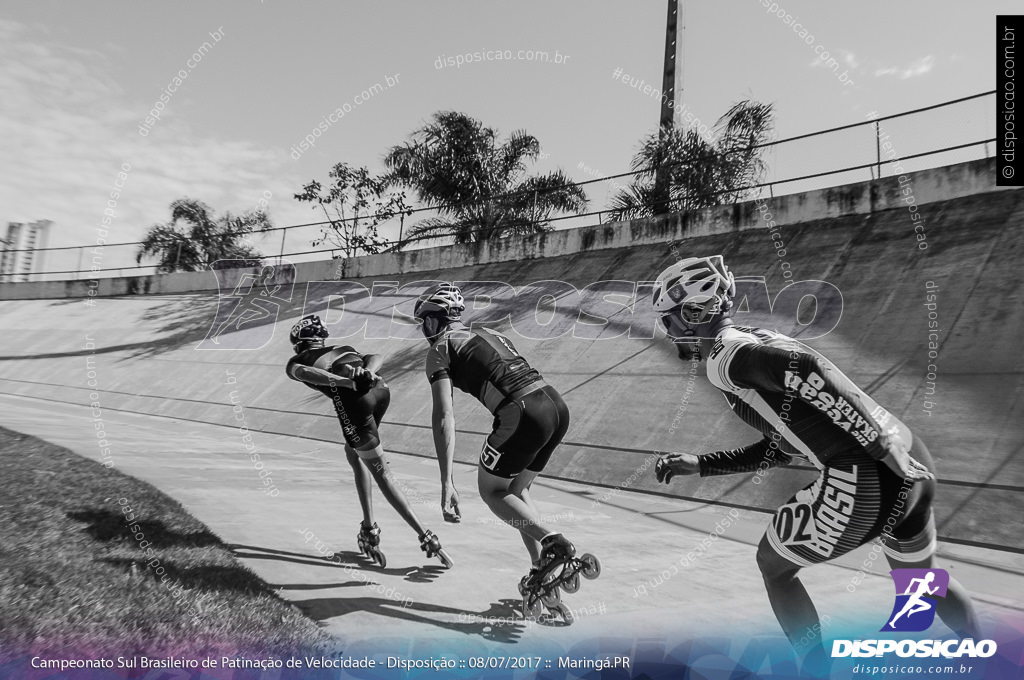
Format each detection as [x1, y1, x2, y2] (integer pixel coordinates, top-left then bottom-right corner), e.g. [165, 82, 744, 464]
[698, 438, 792, 476]
[430, 378, 462, 522]
[425, 338, 456, 481]
[656, 438, 790, 484]
[430, 378, 457, 486]
[287, 363, 356, 390]
[776, 353, 931, 478]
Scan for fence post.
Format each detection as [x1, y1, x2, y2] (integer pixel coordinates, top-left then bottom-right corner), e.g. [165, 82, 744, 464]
[278, 227, 287, 265]
[532, 190, 539, 227]
[398, 213, 404, 251]
[874, 120, 881, 181]
[76, 246, 85, 280]
[174, 241, 183, 270]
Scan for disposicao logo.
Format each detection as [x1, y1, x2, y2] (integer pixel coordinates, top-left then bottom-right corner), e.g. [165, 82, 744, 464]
[831, 569, 998, 659]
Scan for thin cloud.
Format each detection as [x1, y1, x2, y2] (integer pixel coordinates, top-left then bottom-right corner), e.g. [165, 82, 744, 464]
[808, 50, 858, 71]
[0, 18, 303, 270]
[874, 55, 935, 79]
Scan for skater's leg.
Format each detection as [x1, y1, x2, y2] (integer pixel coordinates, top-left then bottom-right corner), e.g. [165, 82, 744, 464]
[344, 445, 374, 526]
[883, 441, 980, 639]
[478, 466, 552, 560]
[885, 552, 980, 639]
[756, 535, 827, 662]
[509, 470, 544, 563]
[357, 444, 428, 536]
[480, 387, 570, 565]
[511, 387, 570, 563]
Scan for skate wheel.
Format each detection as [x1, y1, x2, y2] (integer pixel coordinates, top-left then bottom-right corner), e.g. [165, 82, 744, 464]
[523, 595, 543, 619]
[580, 553, 601, 579]
[551, 602, 574, 624]
[374, 551, 387, 568]
[563, 571, 581, 593]
[436, 548, 453, 568]
[541, 588, 561, 608]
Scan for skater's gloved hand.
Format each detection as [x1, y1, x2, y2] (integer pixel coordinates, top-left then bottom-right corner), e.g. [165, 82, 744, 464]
[655, 452, 700, 484]
[878, 429, 934, 481]
[353, 368, 378, 391]
[904, 456, 934, 481]
[441, 483, 461, 523]
[884, 451, 935, 481]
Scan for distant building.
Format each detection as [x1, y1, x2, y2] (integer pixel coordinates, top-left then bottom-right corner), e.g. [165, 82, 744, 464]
[0, 220, 53, 282]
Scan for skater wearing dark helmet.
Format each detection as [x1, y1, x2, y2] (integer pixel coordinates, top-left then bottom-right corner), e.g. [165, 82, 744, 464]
[413, 283, 599, 622]
[650, 255, 979, 666]
[285, 314, 451, 568]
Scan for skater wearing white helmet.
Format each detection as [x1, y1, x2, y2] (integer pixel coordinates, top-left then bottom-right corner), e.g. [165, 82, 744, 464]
[650, 255, 979, 660]
[414, 283, 599, 621]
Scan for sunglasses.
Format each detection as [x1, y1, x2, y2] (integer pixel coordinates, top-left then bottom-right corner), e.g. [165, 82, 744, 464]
[660, 301, 724, 338]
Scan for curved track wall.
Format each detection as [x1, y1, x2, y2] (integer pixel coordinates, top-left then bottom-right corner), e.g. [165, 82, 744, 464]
[1, 159, 1021, 553]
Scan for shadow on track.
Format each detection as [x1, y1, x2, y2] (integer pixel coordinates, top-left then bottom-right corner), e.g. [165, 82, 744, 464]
[68, 508, 220, 548]
[228, 543, 446, 583]
[293, 595, 536, 643]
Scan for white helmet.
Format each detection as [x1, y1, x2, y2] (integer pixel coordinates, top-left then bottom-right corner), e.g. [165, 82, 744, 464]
[652, 255, 736, 323]
[414, 283, 466, 320]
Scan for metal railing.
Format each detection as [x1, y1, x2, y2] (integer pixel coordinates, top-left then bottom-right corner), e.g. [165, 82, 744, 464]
[1, 91, 996, 282]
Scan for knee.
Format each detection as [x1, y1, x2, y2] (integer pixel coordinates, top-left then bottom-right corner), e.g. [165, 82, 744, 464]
[360, 453, 386, 476]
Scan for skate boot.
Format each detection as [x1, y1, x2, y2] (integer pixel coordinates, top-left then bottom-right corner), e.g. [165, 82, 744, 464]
[357, 522, 386, 567]
[520, 534, 601, 624]
[419, 530, 453, 568]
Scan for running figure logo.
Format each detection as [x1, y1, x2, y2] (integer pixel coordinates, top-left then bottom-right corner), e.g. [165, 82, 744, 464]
[196, 259, 296, 350]
[881, 568, 949, 632]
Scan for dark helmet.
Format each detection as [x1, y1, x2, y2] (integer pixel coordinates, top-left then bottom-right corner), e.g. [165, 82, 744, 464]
[289, 314, 329, 352]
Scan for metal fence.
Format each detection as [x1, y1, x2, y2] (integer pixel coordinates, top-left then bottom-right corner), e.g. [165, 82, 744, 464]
[3, 91, 996, 282]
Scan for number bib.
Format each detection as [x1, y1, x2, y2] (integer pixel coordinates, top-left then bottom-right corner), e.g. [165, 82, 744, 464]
[773, 501, 817, 546]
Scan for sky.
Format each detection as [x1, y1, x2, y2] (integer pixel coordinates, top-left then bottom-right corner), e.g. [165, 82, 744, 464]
[0, 1, 1012, 275]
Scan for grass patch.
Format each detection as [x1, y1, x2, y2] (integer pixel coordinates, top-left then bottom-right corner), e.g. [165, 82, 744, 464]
[0, 426, 334, 659]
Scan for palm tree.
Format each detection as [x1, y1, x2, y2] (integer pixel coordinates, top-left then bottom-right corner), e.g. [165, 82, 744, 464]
[383, 111, 587, 245]
[135, 198, 272, 273]
[609, 99, 774, 221]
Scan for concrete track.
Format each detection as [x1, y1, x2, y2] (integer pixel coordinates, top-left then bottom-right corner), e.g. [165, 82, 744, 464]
[0, 391, 1019, 649]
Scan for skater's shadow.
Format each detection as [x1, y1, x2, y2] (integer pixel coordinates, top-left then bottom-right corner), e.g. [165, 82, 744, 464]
[227, 544, 445, 583]
[69, 509, 219, 548]
[294, 595, 529, 644]
[489, 597, 573, 630]
[269, 582, 369, 590]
